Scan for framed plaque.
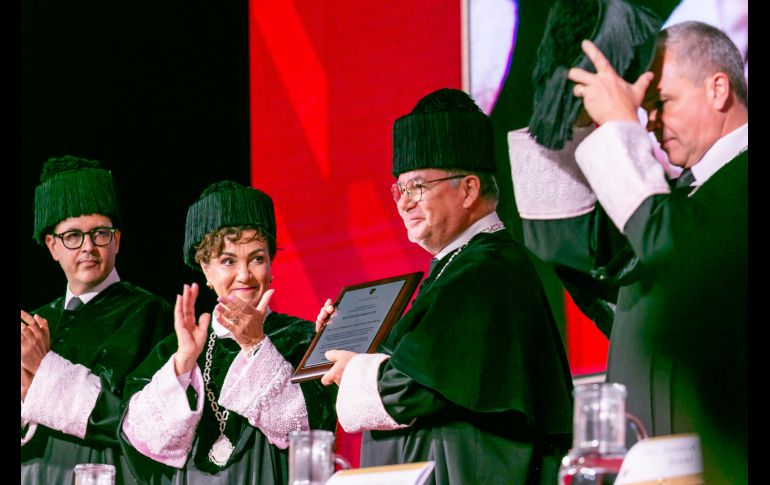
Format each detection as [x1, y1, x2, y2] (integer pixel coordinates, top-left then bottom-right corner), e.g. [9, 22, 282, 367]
[291, 271, 424, 383]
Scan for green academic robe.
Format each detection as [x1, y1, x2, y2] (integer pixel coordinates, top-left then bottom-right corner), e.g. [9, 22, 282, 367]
[524, 152, 748, 481]
[361, 230, 574, 485]
[119, 311, 337, 485]
[21, 281, 173, 485]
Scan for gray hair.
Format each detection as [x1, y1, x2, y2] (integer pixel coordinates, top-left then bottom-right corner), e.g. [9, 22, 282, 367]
[444, 168, 500, 204]
[659, 21, 747, 107]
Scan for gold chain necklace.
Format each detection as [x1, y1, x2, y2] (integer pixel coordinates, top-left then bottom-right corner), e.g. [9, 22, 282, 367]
[433, 243, 468, 281]
[202, 331, 233, 466]
[433, 221, 505, 281]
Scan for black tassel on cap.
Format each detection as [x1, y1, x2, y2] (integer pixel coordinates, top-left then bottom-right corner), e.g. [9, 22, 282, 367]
[529, 0, 662, 150]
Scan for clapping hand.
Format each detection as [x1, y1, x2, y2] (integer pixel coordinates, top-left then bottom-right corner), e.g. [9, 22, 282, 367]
[21, 310, 50, 375]
[215, 289, 273, 352]
[21, 310, 50, 399]
[172, 283, 211, 375]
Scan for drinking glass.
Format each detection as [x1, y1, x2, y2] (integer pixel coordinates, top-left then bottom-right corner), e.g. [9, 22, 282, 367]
[73, 463, 115, 485]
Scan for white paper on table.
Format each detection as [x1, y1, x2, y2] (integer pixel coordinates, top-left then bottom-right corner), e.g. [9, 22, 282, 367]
[615, 433, 703, 484]
[325, 461, 435, 485]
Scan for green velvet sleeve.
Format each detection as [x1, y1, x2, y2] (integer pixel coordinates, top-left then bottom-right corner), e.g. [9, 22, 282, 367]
[84, 295, 173, 447]
[377, 359, 449, 424]
[378, 355, 542, 441]
[523, 207, 634, 337]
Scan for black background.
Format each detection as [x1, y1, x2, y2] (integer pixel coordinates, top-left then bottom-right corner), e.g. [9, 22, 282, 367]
[21, 0, 251, 313]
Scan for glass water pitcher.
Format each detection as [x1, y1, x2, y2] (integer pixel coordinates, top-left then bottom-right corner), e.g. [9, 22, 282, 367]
[558, 383, 647, 485]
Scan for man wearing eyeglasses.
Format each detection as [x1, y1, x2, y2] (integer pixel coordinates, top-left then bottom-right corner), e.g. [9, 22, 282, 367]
[318, 89, 573, 485]
[21, 155, 172, 484]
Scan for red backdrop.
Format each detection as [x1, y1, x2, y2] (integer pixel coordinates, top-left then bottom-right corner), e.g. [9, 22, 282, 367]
[249, 1, 461, 322]
[248, 0, 462, 466]
[248, 0, 607, 467]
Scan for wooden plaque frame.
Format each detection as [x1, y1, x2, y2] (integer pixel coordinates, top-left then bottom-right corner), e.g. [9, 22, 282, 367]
[290, 271, 423, 383]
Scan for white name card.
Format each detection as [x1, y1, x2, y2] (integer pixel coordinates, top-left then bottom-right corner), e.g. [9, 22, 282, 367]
[325, 461, 435, 485]
[615, 433, 703, 485]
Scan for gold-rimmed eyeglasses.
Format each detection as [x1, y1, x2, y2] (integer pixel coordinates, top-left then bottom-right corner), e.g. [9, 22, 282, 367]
[391, 175, 467, 203]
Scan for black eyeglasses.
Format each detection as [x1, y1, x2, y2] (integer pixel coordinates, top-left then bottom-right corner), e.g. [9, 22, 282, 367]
[391, 175, 468, 203]
[52, 227, 117, 249]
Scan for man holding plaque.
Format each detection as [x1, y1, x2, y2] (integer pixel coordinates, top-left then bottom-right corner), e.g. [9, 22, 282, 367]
[318, 88, 573, 485]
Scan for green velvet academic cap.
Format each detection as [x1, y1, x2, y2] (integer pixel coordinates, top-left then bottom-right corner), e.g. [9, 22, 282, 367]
[33, 155, 122, 244]
[529, 0, 662, 149]
[183, 180, 276, 269]
[392, 88, 496, 177]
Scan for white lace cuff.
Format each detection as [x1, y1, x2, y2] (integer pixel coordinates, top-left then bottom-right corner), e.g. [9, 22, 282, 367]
[21, 399, 38, 446]
[508, 126, 597, 220]
[122, 357, 204, 468]
[219, 336, 308, 450]
[21, 352, 101, 439]
[336, 353, 409, 433]
[21, 421, 38, 446]
[575, 121, 671, 231]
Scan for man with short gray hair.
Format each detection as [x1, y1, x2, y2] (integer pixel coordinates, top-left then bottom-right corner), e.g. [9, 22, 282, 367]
[319, 88, 574, 485]
[512, 20, 748, 482]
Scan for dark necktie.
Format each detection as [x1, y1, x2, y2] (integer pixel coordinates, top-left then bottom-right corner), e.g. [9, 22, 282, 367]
[428, 257, 439, 276]
[66, 296, 83, 311]
[676, 168, 695, 188]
